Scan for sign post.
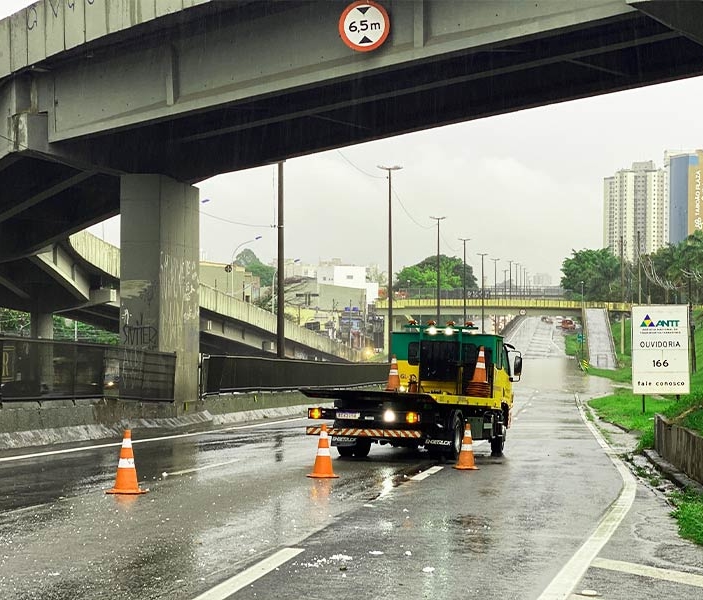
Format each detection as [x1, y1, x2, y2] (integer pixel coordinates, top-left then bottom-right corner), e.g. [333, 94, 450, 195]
[632, 305, 690, 412]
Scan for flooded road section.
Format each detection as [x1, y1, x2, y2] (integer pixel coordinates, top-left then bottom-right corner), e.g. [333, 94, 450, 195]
[1, 317, 701, 599]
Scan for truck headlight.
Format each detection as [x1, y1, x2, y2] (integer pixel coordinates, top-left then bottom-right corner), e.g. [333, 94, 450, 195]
[383, 409, 396, 422]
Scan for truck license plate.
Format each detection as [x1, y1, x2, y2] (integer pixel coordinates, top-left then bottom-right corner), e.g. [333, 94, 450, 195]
[336, 411, 360, 419]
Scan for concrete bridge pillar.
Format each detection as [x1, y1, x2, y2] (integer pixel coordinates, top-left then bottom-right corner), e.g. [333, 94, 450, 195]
[119, 175, 200, 405]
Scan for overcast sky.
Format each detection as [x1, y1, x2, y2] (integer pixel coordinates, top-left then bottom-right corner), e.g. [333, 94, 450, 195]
[4, 1, 703, 284]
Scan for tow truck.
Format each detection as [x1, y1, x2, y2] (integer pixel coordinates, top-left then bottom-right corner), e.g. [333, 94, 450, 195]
[303, 321, 522, 459]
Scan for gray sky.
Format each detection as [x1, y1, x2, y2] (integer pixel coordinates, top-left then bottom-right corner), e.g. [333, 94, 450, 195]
[4, 1, 703, 284]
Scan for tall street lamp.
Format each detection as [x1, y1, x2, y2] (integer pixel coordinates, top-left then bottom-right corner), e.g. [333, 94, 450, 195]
[458, 237, 470, 323]
[229, 236, 262, 295]
[431, 216, 446, 323]
[507, 260, 513, 299]
[477, 252, 488, 333]
[378, 164, 402, 357]
[491, 258, 499, 298]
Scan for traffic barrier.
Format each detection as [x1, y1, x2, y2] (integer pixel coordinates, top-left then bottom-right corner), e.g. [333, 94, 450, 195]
[385, 355, 400, 391]
[454, 423, 479, 470]
[106, 429, 148, 495]
[465, 346, 490, 397]
[307, 424, 339, 479]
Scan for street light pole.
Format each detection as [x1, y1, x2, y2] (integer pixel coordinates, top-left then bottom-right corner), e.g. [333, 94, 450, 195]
[507, 260, 513, 299]
[430, 216, 446, 323]
[378, 165, 402, 358]
[478, 252, 488, 333]
[491, 258, 499, 298]
[458, 238, 470, 324]
[229, 236, 262, 295]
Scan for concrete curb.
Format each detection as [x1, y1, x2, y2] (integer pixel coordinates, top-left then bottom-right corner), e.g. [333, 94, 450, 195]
[642, 448, 703, 495]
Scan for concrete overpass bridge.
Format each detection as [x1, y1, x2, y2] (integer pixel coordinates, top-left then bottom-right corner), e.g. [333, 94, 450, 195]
[2, 0, 703, 401]
[375, 297, 631, 333]
[39, 231, 358, 362]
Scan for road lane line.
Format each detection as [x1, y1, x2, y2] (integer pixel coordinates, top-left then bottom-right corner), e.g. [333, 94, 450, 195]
[411, 465, 444, 481]
[535, 393, 637, 600]
[591, 558, 703, 588]
[191, 547, 304, 600]
[0, 417, 306, 463]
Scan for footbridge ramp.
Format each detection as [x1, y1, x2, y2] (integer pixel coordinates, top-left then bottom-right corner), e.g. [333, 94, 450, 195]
[584, 308, 617, 370]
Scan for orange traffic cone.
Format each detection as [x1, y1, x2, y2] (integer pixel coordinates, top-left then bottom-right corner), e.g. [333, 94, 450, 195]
[307, 424, 339, 479]
[454, 423, 479, 470]
[385, 355, 400, 391]
[106, 429, 148, 495]
[465, 345, 490, 397]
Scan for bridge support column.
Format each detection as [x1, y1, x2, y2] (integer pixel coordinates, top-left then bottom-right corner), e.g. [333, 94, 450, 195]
[120, 175, 200, 405]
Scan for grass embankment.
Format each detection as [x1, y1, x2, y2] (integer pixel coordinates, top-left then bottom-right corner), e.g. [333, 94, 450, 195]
[563, 311, 703, 545]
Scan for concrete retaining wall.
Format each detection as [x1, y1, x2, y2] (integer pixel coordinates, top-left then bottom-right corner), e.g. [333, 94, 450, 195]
[0, 391, 316, 450]
[655, 414, 703, 486]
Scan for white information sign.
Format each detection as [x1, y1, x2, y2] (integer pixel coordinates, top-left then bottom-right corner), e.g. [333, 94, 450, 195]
[631, 305, 690, 394]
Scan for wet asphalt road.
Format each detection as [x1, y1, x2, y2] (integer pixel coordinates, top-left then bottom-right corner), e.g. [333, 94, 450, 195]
[1, 317, 702, 600]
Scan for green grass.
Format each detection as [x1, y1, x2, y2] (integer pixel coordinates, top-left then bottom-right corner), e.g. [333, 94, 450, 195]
[670, 490, 703, 545]
[583, 308, 703, 546]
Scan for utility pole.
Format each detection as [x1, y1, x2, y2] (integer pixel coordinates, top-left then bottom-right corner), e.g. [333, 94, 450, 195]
[276, 161, 285, 358]
[431, 216, 446, 323]
[377, 165, 402, 358]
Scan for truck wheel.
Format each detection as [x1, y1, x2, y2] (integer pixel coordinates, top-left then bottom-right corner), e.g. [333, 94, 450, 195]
[353, 439, 371, 458]
[490, 435, 504, 456]
[337, 445, 354, 458]
[491, 425, 506, 456]
[446, 412, 464, 461]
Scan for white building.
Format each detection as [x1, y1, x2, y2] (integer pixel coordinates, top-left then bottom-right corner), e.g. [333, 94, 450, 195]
[603, 160, 666, 263]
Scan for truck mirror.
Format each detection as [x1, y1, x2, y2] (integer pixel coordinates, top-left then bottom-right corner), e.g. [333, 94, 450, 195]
[513, 355, 522, 377]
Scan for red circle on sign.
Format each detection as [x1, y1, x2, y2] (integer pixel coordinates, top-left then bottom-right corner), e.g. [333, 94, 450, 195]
[338, 1, 390, 53]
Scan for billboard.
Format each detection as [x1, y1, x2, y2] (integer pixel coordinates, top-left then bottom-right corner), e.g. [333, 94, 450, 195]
[688, 150, 703, 235]
[632, 305, 690, 395]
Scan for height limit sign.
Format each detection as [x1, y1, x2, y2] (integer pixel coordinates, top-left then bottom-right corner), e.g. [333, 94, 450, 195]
[339, 1, 390, 52]
[632, 304, 690, 395]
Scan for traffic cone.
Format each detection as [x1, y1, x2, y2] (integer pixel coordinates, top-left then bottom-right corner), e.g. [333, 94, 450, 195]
[106, 429, 148, 495]
[385, 355, 400, 391]
[465, 346, 490, 397]
[454, 423, 479, 470]
[307, 424, 339, 479]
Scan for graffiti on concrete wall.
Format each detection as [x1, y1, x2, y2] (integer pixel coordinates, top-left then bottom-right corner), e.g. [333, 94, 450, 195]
[160, 251, 199, 350]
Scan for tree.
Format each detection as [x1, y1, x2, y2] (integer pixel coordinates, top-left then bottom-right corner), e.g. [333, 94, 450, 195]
[560, 248, 621, 301]
[396, 255, 477, 290]
[235, 248, 275, 287]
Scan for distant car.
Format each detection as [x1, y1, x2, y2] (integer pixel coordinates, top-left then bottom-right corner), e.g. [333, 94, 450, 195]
[561, 318, 576, 331]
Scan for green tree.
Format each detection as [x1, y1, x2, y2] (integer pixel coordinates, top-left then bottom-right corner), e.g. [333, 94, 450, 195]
[396, 255, 477, 290]
[235, 248, 275, 287]
[560, 248, 621, 301]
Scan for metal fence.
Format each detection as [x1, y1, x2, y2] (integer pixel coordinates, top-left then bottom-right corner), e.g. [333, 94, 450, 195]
[202, 355, 389, 395]
[0, 337, 176, 402]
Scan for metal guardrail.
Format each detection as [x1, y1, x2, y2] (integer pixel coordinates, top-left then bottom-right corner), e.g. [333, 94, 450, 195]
[0, 337, 175, 403]
[202, 355, 389, 395]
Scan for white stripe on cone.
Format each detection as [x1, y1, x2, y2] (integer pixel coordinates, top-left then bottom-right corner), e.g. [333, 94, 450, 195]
[117, 458, 135, 468]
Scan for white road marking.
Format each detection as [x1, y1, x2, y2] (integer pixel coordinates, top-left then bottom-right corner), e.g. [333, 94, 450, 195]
[535, 393, 637, 600]
[411, 465, 444, 481]
[591, 558, 703, 588]
[190, 547, 304, 600]
[0, 417, 305, 463]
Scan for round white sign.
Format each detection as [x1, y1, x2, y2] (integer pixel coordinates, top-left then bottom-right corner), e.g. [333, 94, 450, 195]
[338, 1, 390, 52]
